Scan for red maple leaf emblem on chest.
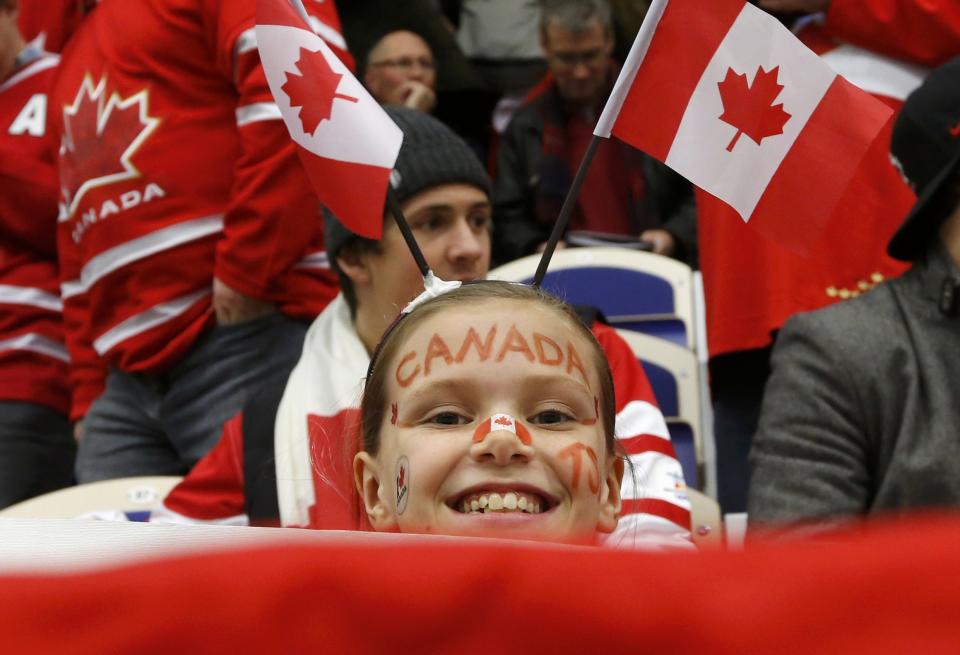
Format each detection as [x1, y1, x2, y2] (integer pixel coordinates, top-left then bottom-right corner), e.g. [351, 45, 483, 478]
[282, 47, 358, 136]
[717, 65, 792, 152]
[60, 76, 159, 216]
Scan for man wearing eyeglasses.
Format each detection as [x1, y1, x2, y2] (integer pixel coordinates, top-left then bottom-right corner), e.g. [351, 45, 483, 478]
[363, 30, 437, 113]
[492, 0, 696, 266]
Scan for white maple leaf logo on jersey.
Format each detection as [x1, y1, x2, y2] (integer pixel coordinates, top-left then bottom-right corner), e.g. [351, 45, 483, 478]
[60, 75, 160, 218]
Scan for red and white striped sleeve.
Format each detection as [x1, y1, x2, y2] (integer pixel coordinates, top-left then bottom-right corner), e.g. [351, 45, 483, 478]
[826, 0, 960, 67]
[202, 0, 352, 301]
[591, 323, 694, 550]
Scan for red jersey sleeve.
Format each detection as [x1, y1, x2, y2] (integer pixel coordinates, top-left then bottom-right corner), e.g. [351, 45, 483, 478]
[826, 0, 960, 67]
[200, 0, 352, 300]
[592, 323, 694, 549]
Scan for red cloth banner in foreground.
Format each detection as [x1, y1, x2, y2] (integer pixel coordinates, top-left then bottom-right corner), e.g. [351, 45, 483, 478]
[4, 516, 960, 653]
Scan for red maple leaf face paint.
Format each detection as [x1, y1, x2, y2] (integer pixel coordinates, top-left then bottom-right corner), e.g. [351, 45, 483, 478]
[390, 402, 398, 426]
[395, 456, 409, 515]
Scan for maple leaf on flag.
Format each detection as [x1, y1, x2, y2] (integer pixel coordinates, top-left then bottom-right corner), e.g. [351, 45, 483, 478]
[60, 77, 159, 215]
[282, 46, 358, 136]
[397, 465, 406, 489]
[494, 416, 513, 427]
[717, 65, 792, 152]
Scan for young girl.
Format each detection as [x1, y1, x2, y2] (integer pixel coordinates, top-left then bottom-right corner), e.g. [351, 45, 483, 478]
[354, 281, 626, 544]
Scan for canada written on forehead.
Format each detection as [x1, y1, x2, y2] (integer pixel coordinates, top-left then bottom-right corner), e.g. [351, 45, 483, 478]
[394, 322, 590, 389]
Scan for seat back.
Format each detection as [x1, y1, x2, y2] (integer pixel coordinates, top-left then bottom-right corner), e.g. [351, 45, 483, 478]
[0, 477, 183, 520]
[488, 247, 696, 349]
[686, 488, 723, 549]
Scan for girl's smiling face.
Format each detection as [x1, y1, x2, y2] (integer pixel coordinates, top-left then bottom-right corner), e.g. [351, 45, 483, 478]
[354, 300, 623, 544]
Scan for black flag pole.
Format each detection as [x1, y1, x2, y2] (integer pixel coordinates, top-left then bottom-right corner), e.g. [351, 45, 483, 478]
[532, 134, 603, 287]
[385, 187, 431, 278]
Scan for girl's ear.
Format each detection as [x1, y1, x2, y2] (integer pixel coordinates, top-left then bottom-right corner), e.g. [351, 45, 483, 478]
[353, 451, 397, 531]
[596, 455, 624, 534]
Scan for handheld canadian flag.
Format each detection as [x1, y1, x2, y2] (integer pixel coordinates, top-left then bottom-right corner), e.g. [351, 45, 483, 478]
[256, 0, 402, 239]
[595, 0, 894, 252]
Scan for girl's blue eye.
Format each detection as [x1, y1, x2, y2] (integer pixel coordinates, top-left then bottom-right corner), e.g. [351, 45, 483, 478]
[431, 411, 466, 426]
[530, 409, 572, 425]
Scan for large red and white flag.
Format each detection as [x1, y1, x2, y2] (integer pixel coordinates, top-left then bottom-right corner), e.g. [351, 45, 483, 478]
[595, 0, 894, 252]
[256, 0, 402, 239]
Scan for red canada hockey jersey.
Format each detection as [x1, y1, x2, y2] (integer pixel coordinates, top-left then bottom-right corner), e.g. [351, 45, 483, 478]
[698, 6, 960, 357]
[16, 0, 85, 54]
[49, 0, 352, 419]
[0, 51, 69, 414]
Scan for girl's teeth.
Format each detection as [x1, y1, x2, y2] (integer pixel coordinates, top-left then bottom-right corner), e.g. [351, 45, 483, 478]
[458, 492, 545, 514]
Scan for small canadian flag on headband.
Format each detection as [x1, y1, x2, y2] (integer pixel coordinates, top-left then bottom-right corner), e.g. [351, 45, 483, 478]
[256, 0, 402, 239]
[595, 0, 894, 252]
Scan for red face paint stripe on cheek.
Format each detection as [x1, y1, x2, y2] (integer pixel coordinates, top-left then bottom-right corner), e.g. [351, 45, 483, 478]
[558, 443, 600, 493]
[515, 420, 532, 445]
[472, 418, 492, 443]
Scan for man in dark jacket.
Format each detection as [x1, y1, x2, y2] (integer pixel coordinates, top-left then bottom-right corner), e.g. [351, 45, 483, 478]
[492, 0, 696, 266]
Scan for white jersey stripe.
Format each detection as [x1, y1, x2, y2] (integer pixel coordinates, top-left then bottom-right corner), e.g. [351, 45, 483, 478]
[236, 102, 283, 126]
[307, 16, 347, 51]
[93, 289, 210, 356]
[0, 55, 59, 92]
[616, 400, 670, 440]
[294, 251, 330, 269]
[621, 450, 688, 503]
[62, 214, 223, 299]
[0, 285, 63, 312]
[0, 333, 69, 362]
[234, 27, 259, 58]
[821, 45, 926, 102]
[604, 513, 697, 551]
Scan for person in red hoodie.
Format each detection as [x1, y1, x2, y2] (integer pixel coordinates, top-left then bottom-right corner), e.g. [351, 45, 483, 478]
[49, 0, 353, 483]
[0, 0, 73, 507]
